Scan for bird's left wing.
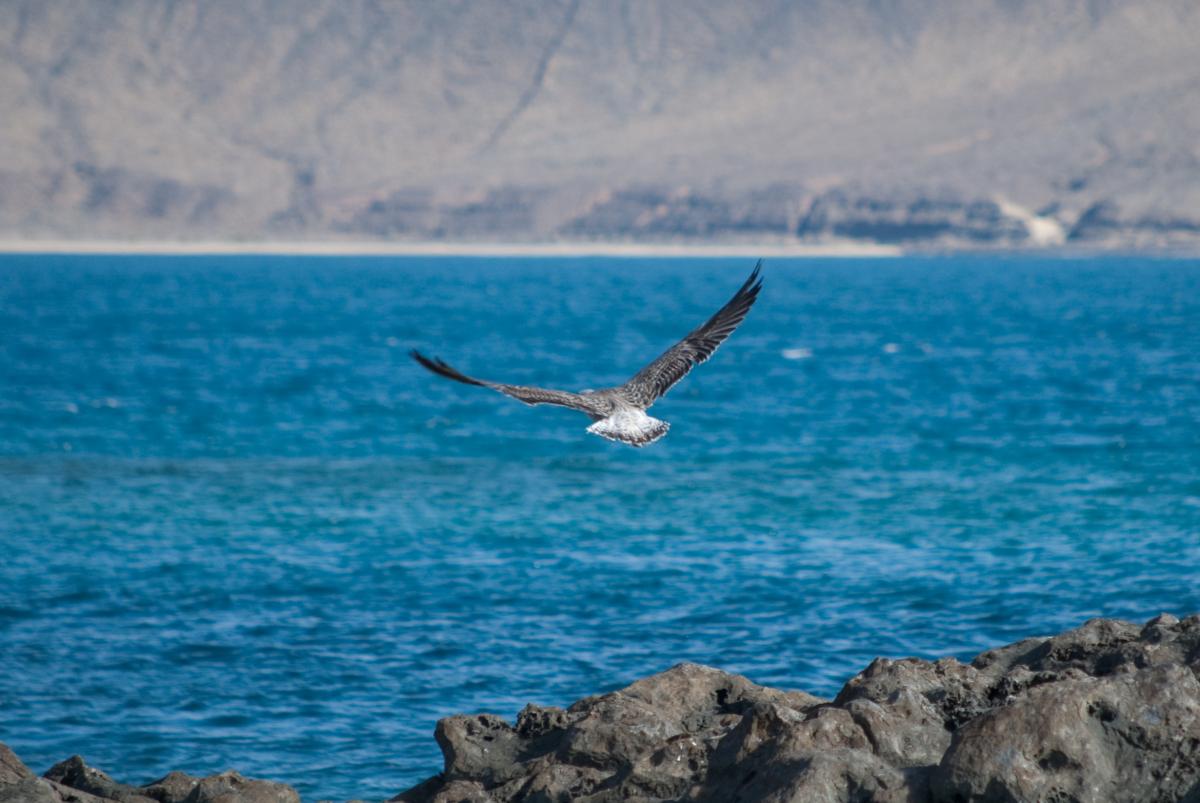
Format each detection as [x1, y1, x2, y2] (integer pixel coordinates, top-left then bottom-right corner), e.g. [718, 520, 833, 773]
[411, 351, 607, 416]
[619, 261, 763, 408]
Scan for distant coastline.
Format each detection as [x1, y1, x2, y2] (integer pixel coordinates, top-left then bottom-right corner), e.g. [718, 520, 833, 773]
[0, 239, 902, 258]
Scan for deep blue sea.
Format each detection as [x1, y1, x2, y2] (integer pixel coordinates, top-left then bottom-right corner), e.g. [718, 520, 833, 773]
[1, 254, 1198, 800]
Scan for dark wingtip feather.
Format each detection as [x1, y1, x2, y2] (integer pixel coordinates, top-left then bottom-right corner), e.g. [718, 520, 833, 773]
[733, 260, 764, 308]
[410, 349, 437, 371]
[411, 350, 487, 387]
[741, 259, 764, 298]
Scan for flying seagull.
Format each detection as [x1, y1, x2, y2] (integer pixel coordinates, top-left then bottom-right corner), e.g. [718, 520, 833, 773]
[412, 261, 763, 447]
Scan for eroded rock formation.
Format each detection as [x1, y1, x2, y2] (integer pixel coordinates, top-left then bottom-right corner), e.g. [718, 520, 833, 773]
[0, 748, 298, 803]
[3, 615, 1198, 802]
[396, 615, 1200, 803]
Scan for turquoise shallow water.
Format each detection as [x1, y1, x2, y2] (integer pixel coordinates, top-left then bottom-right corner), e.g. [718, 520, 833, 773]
[1, 254, 1198, 800]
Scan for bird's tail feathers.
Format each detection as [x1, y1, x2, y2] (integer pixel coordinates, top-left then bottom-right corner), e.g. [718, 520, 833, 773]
[587, 410, 670, 447]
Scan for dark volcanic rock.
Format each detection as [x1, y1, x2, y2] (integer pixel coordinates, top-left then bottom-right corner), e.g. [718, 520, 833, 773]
[44, 756, 156, 803]
[5, 616, 1200, 802]
[392, 662, 825, 802]
[436, 714, 526, 786]
[140, 769, 299, 803]
[0, 747, 62, 803]
[396, 615, 1200, 803]
[0, 754, 298, 803]
[2, 752, 120, 803]
[0, 745, 33, 786]
[933, 665, 1200, 803]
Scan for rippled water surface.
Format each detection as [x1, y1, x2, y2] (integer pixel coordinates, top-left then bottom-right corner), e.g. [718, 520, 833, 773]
[2, 254, 1198, 799]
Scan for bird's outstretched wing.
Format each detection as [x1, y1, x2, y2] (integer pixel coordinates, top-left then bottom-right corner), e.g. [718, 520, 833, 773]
[411, 351, 608, 416]
[620, 261, 763, 408]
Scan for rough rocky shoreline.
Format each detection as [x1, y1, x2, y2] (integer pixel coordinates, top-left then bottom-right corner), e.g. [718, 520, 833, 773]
[4, 615, 1198, 803]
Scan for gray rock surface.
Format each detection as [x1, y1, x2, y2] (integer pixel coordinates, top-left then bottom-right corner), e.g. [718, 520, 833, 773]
[143, 769, 299, 803]
[0, 744, 33, 786]
[934, 665, 1200, 803]
[1, 1, 1198, 249]
[0, 754, 298, 803]
[3, 615, 1198, 802]
[44, 756, 156, 803]
[395, 615, 1200, 802]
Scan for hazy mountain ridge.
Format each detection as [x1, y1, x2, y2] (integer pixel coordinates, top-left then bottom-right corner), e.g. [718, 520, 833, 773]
[2, 0, 1198, 248]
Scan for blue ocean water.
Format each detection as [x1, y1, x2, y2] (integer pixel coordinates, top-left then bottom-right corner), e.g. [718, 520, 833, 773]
[1, 254, 1198, 800]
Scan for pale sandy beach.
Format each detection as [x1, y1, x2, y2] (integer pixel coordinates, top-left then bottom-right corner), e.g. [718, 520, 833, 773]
[0, 239, 902, 258]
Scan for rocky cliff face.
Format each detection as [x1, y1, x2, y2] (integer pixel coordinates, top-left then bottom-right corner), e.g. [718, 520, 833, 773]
[3, 615, 1198, 802]
[1, 1, 1198, 248]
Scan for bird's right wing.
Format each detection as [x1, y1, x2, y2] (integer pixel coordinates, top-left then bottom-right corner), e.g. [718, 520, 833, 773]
[411, 351, 607, 416]
[619, 262, 763, 408]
